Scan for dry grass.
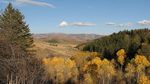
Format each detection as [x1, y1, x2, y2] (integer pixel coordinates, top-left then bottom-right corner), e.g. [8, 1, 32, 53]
[33, 39, 80, 59]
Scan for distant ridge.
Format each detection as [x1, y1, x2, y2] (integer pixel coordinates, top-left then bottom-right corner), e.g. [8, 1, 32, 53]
[33, 33, 103, 43]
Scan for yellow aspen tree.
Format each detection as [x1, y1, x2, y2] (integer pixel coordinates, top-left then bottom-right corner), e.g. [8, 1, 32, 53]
[125, 63, 136, 84]
[83, 73, 94, 84]
[72, 51, 99, 72]
[134, 55, 150, 67]
[134, 55, 150, 82]
[125, 55, 150, 83]
[116, 49, 126, 70]
[84, 57, 116, 84]
[99, 59, 116, 84]
[42, 57, 79, 83]
[72, 52, 90, 71]
[139, 74, 150, 84]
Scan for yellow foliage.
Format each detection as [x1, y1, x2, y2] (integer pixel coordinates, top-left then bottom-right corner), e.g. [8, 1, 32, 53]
[125, 55, 150, 83]
[134, 55, 150, 67]
[83, 57, 101, 71]
[116, 49, 126, 57]
[91, 57, 102, 66]
[118, 55, 125, 65]
[42, 58, 49, 65]
[84, 57, 116, 82]
[72, 51, 100, 71]
[42, 57, 79, 83]
[90, 52, 100, 58]
[99, 59, 116, 77]
[133, 55, 150, 73]
[139, 74, 150, 84]
[125, 63, 136, 78]
[76, 51, 89, 57]
[75, 51, 99, 59]
[116, 49, 126, 65]
[42, 51, 150, 84]
[83, 74, 94, 84]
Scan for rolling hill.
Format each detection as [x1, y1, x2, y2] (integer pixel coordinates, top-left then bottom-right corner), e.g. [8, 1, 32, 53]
[33, 33, 103, 58]
[33, 33, 103, 44]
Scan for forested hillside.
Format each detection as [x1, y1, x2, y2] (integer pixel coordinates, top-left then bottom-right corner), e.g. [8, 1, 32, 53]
[82, 29, 150, 61]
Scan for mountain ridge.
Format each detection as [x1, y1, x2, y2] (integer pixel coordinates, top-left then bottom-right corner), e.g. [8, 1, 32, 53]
[33, 33, 104, 43]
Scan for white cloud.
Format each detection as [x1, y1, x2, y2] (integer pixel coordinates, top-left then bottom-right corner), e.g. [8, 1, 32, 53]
[1, 0, 55, 8]
[59, 21, 69, 27]
[106, 22, 116, 26]
[72, 22, 96, 26]
[106, 22, 133, 28]
[118, 23, 133, 27]
[138, 20, 150, 26]
[59, 21, 96, 27]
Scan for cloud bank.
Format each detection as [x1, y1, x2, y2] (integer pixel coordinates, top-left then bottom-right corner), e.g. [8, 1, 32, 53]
[59, 21, 96, 27]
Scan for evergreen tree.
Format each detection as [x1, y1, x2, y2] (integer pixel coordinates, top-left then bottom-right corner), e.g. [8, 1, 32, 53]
[0, 3, 33, 53]
[0, 4, 43, 83]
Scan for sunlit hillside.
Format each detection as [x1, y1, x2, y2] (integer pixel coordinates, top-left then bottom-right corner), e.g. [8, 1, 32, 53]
[33, 33, 102, 59]
[34, 38, 78, 58]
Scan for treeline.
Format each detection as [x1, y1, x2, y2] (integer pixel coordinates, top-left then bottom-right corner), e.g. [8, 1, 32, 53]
[82, 29, 150, 61]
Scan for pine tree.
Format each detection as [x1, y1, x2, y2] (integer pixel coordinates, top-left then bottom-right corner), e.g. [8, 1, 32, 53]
[0, 3, 33, 53]
[0, 3, 45, 84]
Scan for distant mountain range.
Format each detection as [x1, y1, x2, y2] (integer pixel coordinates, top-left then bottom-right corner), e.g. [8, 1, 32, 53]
[33, 33, 103, 43]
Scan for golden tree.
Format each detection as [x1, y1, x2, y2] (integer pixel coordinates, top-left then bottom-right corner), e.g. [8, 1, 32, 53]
[139, 74, 150, 84]
[116, 49, 126, 70]
[83, 73, 94, 84]
[42, 57, 79, 83]
[125, 63, 136, 84]
[84, 57, 116, 84]
[134, 55, 150, 67]
[125, 55, 150, 84]
[72, 51, 99, 72]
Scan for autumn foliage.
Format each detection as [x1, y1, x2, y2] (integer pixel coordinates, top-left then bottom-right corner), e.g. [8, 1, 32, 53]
[42, 57, 79, 83]
[117, 49, 126, 65]
[42, 50, 150, 84]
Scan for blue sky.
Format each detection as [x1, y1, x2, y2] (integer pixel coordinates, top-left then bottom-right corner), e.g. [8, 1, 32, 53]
[0, 0, 150, 35]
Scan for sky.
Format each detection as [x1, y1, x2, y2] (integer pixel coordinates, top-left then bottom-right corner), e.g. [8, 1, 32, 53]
[0, 0, 150, 35]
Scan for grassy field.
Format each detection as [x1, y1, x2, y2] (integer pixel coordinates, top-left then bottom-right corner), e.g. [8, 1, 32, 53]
[34, 39, 80, 59]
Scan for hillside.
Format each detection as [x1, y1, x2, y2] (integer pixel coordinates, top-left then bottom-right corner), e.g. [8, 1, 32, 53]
[81, 29, 150, 61]
[33, 33, 103, 58]
[33, 33, 103, 44]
